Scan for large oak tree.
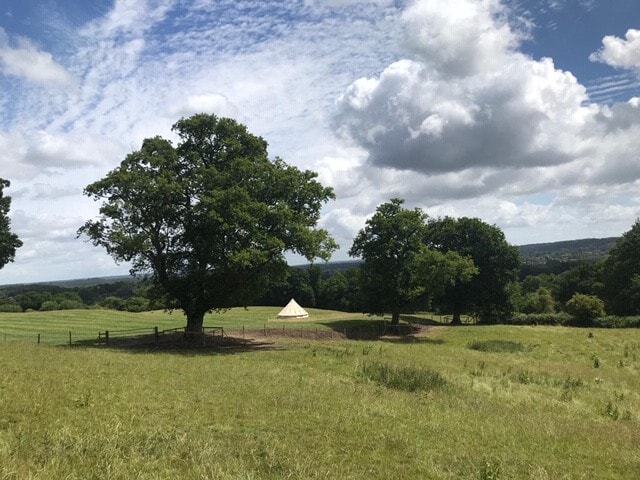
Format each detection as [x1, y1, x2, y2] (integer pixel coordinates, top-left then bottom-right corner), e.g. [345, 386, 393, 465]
[79, 114, 337, 333]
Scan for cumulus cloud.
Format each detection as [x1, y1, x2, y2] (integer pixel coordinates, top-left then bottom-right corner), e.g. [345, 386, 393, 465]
[402, 0, 523, 77]
[333, 0, 639, 198]
[590, 29, 640, 71]
[325, 0, 640, 250]
[335, 46, 594, 178]
[0, 28, 73, 86]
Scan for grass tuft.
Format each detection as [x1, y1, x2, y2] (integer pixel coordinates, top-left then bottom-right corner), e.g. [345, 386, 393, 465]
[359, 361, 447, 392]
[467, 339, 528, 353]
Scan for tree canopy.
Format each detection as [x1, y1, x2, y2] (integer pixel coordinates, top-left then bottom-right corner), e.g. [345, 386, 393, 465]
[425, 216, 521, 324]
[79, 114, 337, 332]
[349, 199, 476, 324]
[602, 219, 640, 315]
[0, 179, 22, 270]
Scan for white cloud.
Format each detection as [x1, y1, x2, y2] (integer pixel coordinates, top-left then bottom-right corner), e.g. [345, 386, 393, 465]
[0, 28, 73, 86]
[328, 0, 640, 250]
[0, 130, 124, 179]
[335, 52, 594, 177]
[402, 0, 524, 77]
[1, 0, 640, 282]
[590, 29, 640, 71]
[170, 93, 240, 119]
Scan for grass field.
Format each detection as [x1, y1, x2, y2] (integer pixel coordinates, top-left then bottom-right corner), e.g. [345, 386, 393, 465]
[0, 307, 377, 344]
[0, 309, 638, 479]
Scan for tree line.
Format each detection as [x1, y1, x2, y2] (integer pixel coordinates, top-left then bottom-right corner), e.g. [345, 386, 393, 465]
[0, 113, 638, 330]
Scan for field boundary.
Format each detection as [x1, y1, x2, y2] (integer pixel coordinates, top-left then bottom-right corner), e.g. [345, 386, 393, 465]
[0, 320, 429, 347]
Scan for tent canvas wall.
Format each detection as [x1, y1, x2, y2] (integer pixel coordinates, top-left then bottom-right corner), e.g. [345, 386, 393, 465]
[277, 298, 309, 319]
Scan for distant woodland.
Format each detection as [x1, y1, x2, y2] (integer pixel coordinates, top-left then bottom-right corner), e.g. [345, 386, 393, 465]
[0, 236, 620, 316]
[518, 237, 618, 264]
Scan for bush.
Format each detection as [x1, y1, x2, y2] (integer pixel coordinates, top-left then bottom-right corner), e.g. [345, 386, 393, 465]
[58, 300, 86, 310]
[0, 303, 22, 312]
[101, 296, 126, 311]
[521, 287, 555, 314]
[507, 312, 571, 326]
[359, 361, 447, 392]
[566, 293, 606, 326]
[39, 301, 60, 311]
[590, 316, 640, 328]
[125, 296, 150, 312]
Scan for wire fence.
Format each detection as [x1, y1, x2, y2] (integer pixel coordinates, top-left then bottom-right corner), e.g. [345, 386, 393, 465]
[0, 320, 428, 347]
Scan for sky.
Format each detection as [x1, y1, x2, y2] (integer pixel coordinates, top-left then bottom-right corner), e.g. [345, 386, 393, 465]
[0, 0, 640, 284]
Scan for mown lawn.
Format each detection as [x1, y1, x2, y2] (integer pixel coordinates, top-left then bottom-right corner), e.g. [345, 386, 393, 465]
[0, 307, 376, 344]
[0, 314, 638, 479]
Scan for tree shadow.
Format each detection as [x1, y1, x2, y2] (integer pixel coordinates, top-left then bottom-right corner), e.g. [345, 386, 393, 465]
[74, 332, 278, 356]
[320, 318, 444, 344]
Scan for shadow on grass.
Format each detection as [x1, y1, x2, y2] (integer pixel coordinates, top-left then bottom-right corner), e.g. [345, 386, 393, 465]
[320, 318, 444, 344]
[74, 332, 278, 356]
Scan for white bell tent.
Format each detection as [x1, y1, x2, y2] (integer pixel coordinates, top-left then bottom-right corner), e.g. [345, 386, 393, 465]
[277, 298, 309, 319]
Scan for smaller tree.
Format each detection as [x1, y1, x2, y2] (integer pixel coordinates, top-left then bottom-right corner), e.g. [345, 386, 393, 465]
[521, 287, 555, 314]
[565, 293, 605, 325]
[426, 216, 520, 324]
[350, 199, 476, 324]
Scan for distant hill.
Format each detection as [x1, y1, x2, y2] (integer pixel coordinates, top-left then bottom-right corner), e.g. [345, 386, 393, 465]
[0, 275, 136, 290]
[517, 237, 618, 264]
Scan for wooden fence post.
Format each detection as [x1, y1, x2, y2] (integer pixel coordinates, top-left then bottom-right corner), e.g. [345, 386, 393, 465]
[105, 330, 109, 346]
[69, 331, 72, 347]
[242, 325, 245, 339]
[154, 326, 159, 345]
[37, 333, 40, 345]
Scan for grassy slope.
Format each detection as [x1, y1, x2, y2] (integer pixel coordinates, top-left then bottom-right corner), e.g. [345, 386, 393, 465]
[0, 316, 639, 479]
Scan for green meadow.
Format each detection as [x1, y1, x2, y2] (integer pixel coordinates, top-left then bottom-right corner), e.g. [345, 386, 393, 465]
[0, 309, 639, 479]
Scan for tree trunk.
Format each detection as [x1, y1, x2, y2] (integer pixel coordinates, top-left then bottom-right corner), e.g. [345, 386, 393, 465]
[451, 303, 462, 325]
[185, 310, 205, 335]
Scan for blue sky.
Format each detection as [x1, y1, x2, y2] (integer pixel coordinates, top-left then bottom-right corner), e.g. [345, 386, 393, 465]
[0, 0, 639, 283]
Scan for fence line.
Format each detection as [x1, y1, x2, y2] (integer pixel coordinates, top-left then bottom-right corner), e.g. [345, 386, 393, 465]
[1, 320, 425, 346]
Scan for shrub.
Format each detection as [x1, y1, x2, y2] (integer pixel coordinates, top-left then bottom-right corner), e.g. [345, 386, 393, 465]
[58, 300, 86, 310]
[39, 301, 60, 311]
[125, 296, 150, 312]
[521, 287, 555, 314]
[506, 312, 571, 326]
[591, 316, 640, 328]
[0, 303, 22, 312]
[101, 296, 126, 311]
[565, 293, 605, 326]
[359, 361, 447, 392]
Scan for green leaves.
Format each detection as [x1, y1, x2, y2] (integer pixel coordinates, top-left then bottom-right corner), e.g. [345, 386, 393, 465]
[79, 114, 336, 330]
[602, 220, 640, 315]
[0, 178, 22, 270]
[350, 199, 477, 323]
[426, 216, 521, 323]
